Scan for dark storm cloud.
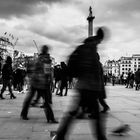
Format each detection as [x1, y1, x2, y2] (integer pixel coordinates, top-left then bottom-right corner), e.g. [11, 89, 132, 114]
[111, 0, 140, 13]
[0, 0, 64, 19]
[35, 25, 86, 44]
[97, 0, 140, 23]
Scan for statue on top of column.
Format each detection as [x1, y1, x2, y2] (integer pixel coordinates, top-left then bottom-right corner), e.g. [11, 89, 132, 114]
[89, 6, 92, 17]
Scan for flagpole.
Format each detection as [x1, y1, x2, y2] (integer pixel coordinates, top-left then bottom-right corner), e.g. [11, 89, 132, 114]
[33, 40, 39, 53]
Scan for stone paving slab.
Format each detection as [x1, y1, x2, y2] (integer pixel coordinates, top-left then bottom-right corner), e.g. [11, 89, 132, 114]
[112, 112, 140, 123]
[0, 85, 140, 140]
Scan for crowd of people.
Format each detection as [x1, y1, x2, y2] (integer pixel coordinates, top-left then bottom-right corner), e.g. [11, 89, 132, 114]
[104, 69, 140, 91]
[0, 55, 74, 100]
[0, 27, 111, 140]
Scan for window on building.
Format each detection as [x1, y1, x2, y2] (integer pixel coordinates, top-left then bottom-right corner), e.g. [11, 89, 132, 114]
[134, 65, 137, 67]
[129, 65, 131, 67]
[126, 68, 127, 70]
[122, 68, 124, 70]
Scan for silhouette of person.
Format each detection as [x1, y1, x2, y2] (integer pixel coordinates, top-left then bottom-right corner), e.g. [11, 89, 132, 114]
[52, 27, 107, 140]
[0, 56, 16, 99]
[57, 62, 68, 96]
[135, 69, 140, 90]
[20, 45, 58, 123]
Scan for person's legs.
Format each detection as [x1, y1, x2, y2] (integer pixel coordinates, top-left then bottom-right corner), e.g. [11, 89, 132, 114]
[0, 80, 7, 99]
[135, 82, 138, 90]
[47, 84, 52, 104]
[99, 98, 110, 113]
[53, 90, 80, 140]
[56, 81, 61, 95]
[31, 91, 41, 106]
[20, 86, 36, 119]
[64, 82, 68, 96]
[59, 81, 64, 96]
[89, 97, 107, 140]
[39, 89, 57, 122]
[7, 80, 16, 99]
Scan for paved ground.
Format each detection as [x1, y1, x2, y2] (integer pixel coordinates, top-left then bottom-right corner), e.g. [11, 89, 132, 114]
[0, 84, 140, 140]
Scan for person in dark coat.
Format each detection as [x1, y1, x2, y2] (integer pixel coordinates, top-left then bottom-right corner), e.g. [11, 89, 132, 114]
[16, 67, 26, 93]
[52, 27, 108, 140]
[57, 62, 68, 96]
[20, 45, 57, 123]
[126, 71, 131, 88]
[54, 65, 62, 95]
[112, 74, 116, 86]
[0, 56, 16, 99]
[54, 65, 61, 88]
[13, 69, 18, 90]
[134, 69, 140, 90]
[103, 74, 108, 86]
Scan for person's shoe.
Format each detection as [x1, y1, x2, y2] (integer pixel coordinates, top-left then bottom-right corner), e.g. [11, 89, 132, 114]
[20, 115, 29, 120]
[76, 113, 84, 119]
[0, 94, 5, 99]
[88, 114, 97, 119]
[51, 135, 65, 140]
[52, 135, 57, 140]
[30, 102, 37, 107]
[10, 94, 16, 99]
[57, 93, 63, 96]
[101, 106, 110, 113]
[48, 119, 58, 123]
[40, 104, 45, 108]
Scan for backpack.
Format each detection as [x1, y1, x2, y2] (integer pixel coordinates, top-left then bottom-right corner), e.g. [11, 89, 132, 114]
[31, 54, 52, 89]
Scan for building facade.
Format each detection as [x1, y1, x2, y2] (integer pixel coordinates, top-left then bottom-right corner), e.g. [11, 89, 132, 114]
[104, 54, 140, 76]
[119, 56, 132, 75]
[0, 36, 14, 60]
[104, 60, 120, 76]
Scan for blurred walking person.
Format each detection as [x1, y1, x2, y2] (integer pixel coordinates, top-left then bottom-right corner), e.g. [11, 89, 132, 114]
[112, 74, 116, 86]
[0, 56, 16, 99]
[57, 62, 68, 96]
[54, 65, 61, 95]
[20, 45, 57, 123]
[52, 27, 108, 140]
[135, 69, 140, 90]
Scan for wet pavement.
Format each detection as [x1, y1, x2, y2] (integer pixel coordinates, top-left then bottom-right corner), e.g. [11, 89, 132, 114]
[0, 84, 140, 140]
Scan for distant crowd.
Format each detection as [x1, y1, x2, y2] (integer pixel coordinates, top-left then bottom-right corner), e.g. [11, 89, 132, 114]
[0, 56, 75, 100]
[104, 69, 140, 90]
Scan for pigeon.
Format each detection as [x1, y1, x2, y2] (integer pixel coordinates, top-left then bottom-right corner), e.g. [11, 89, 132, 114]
[111, 124, 130, 135]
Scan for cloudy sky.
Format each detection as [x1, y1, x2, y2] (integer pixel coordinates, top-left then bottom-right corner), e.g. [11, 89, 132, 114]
[0, 0, 140, 63]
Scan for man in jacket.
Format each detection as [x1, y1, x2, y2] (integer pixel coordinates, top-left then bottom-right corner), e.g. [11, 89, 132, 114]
[52, 27, 107, 140]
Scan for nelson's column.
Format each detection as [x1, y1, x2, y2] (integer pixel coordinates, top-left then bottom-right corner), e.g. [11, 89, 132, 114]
[87, 6, 95, 37]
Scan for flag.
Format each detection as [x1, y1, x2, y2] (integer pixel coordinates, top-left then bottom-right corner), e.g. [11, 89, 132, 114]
[12, 35, 14, 39]
[14, 50, 19, 57]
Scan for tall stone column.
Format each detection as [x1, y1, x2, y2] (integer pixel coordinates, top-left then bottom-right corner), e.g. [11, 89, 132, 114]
[87, 6, 95, 37]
